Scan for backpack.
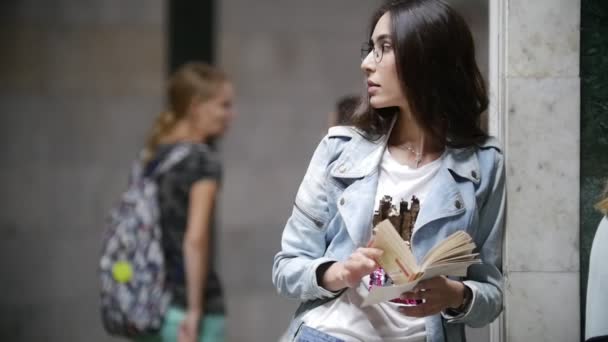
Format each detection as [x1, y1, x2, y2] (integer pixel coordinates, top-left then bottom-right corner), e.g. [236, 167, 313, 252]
[99, 145, 192, 337]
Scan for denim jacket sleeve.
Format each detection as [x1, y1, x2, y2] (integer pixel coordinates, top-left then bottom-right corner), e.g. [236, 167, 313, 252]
[444, 145, 506, 327]
[272, 130, 350, 301]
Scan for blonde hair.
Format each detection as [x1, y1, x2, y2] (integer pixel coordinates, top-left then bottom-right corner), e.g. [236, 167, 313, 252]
[144, 62, 228, 161]
[596, 180, 608, 215]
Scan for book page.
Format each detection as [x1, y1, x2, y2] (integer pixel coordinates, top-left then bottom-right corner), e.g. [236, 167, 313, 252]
[430, 253, 479, 264]
[421, 245, 477, 268]
[419, 231, 477, 269]
[371, 220, 420, 283]
[422, 260, 481, 278]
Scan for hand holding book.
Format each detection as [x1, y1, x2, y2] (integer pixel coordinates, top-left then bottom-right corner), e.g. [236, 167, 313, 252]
[321, 247, 384, 292]
[397, 276, 472, 317]
[362, 219, 480, 307]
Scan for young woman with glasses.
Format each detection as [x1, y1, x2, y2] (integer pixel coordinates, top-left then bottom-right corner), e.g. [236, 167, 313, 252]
[273, 1, 505, 341]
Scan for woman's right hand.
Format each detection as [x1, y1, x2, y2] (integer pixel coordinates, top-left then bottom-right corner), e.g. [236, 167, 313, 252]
[322, 247, 383, 291]
[178, 310, 201, 342]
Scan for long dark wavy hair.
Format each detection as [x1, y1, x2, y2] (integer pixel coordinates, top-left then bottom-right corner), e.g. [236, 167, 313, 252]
[351, 0, 488, 147]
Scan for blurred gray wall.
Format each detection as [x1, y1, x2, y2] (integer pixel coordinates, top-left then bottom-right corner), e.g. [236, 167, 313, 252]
[217, 2, 377, 341]
[0, 1, 165, 341]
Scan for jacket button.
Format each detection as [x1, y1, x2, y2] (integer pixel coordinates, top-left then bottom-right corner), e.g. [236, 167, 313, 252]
[340, 198, 345, 205]
[471, 170, 478, 179]
[339, 164, 347, 173]
[455, 200, 462, 209]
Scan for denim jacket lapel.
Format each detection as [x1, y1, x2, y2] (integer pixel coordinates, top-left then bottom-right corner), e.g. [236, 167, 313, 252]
[329, 131, 388, 247]
[413, 164, 467, 232]
[337, 175, 380, 247]
[410, 165, 466, 260]
[410, 146, 481, 260]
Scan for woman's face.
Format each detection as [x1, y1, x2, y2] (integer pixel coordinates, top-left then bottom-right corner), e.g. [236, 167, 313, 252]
[190, 82, 236, 140]
[361, 12, 407, 109]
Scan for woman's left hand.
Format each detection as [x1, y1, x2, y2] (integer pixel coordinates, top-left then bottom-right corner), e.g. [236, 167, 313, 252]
[398, 276, 466, 317]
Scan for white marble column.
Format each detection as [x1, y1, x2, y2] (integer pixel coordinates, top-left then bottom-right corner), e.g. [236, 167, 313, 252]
[490, 0, 581, 341]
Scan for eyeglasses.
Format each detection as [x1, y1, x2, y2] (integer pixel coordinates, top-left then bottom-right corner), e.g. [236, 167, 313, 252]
[360, 42, 388, 64]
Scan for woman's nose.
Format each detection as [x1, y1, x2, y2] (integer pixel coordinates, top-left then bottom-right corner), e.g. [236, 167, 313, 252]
[361, 52, 375, 74]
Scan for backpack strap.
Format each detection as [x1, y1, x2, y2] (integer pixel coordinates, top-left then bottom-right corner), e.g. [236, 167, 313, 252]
[153, 145, 188, 176]
[153, 144, 209, 177]
[127, 159, 144, 186]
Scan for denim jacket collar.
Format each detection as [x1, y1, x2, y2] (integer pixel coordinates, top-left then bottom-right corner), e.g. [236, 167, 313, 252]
[329, 123, 482, 185]
[329, 129, 388, 179]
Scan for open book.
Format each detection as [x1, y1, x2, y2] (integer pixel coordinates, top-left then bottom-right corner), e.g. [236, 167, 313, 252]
[362, 219, 481, 307]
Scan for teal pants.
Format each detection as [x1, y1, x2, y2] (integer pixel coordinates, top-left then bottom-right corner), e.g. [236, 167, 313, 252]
[135, 307, 225, 342]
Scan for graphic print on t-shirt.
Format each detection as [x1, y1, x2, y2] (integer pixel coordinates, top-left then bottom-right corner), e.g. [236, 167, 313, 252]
[372, 195, 420, 244]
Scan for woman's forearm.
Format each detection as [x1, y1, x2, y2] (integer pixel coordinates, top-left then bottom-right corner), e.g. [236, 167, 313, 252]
[183, 238, 209, 315]
[183, 180, 217, 316]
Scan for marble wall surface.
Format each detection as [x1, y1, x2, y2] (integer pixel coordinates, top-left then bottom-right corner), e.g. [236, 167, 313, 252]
[502, 0, 581, 341]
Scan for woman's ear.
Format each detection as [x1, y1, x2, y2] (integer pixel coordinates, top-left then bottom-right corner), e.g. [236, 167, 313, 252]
[185, 97, 204, 119]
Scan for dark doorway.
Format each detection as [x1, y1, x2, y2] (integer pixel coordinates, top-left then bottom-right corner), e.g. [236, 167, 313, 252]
[168, 0, 215, 73]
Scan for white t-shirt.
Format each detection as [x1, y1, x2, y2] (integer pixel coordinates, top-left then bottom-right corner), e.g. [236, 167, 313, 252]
[301, 148, 445, 342]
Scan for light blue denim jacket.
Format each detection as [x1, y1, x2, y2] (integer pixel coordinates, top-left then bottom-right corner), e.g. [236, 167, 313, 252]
[272, 125, 505, 342]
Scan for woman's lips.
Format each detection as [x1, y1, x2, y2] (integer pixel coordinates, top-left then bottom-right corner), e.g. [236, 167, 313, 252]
[367, 80, 380, 94]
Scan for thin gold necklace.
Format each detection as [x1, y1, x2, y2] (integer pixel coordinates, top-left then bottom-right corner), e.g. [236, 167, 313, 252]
[394, 143, 423, 168]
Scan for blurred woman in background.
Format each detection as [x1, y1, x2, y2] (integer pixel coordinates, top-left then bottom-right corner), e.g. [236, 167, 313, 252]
[140, 62, 235, 342]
